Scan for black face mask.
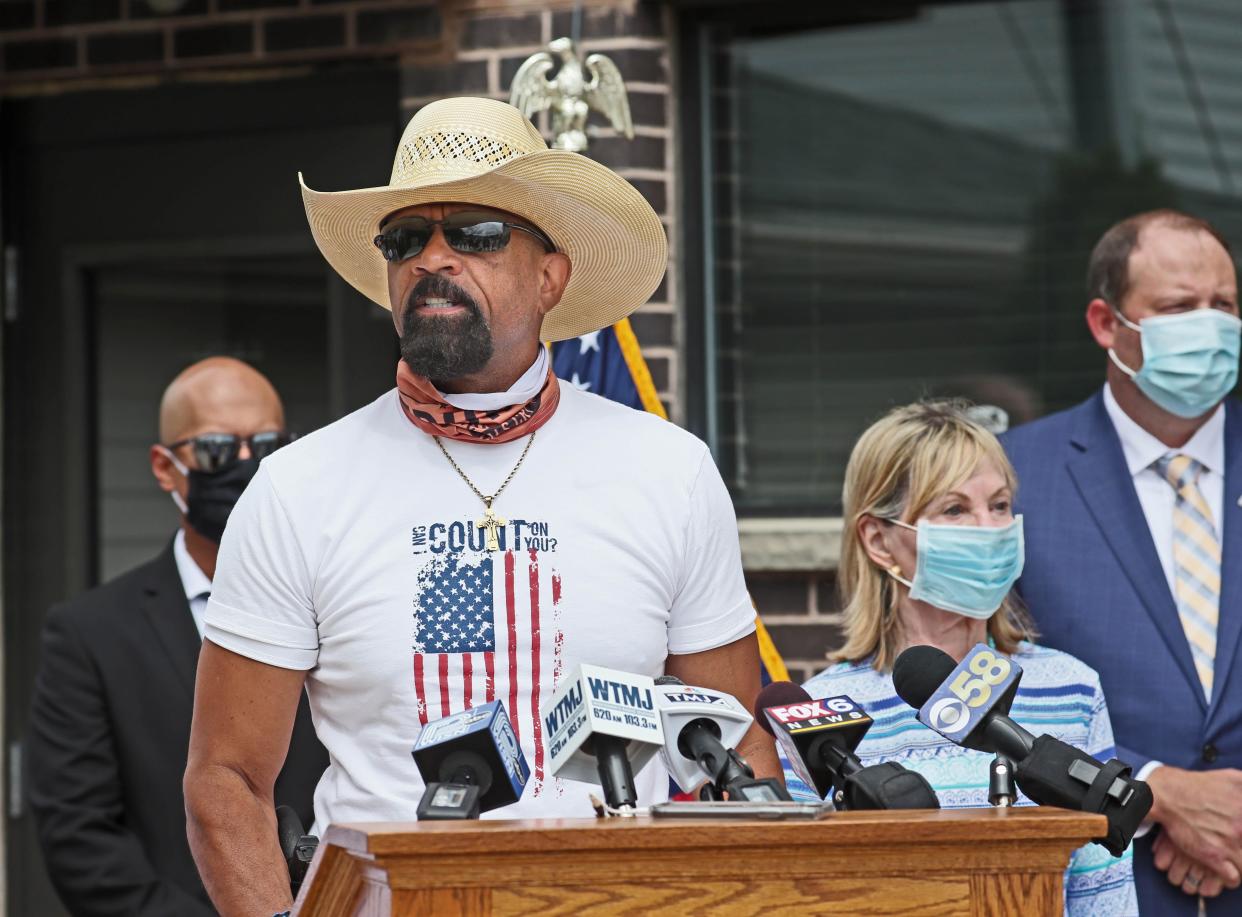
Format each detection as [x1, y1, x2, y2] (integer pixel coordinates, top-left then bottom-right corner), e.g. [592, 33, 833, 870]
[182, 457, 261, 544]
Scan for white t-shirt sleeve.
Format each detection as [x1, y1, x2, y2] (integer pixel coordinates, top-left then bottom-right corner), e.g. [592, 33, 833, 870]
[666, 449, 754, 654]
[203, 463, 320, 670]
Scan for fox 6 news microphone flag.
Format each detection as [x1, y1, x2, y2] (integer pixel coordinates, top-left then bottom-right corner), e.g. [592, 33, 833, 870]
[549, 321, 789, 688]
[756, 684, 938, 810]
[762, 694, 873, 800]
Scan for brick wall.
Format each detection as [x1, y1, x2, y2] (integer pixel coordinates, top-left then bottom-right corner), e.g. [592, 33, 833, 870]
[0, 0, 842, 674]
[0, 0, 682, 419]
[0, 0, 445, 78]
[748, 570, 843, 683]
[400, 1, 680, 417]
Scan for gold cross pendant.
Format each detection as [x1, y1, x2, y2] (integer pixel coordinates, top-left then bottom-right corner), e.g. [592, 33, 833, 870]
[478, 502, 507, 552]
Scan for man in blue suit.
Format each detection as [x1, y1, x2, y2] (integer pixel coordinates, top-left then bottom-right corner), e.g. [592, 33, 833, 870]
[1004, 209, 1242, 914]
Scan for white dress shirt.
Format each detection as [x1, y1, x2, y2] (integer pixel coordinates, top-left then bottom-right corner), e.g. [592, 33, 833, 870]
[1102, 383, 1225, 598]
[172, 528, 212, 640]
[1101, 383, 1226, 796]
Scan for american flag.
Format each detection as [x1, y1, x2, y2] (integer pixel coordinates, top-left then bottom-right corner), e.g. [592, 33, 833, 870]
[413, 546, 563, 794]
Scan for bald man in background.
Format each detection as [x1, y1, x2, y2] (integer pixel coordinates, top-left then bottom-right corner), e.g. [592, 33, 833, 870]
[27, 357, 326, 916]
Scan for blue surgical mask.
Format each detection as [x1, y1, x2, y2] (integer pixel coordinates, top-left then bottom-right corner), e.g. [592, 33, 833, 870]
[1108, 308, 1241, 419]
[888, 516, 1025, 620]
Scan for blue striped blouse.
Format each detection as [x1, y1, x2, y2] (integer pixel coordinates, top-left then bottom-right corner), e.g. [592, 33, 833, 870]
[786, 642, 1137, 916]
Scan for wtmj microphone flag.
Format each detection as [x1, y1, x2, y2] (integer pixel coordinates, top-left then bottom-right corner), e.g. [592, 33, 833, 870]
[550, 320, 789, 688]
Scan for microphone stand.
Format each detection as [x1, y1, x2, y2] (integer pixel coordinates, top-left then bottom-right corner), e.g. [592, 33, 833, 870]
[590, 734, 639, 816]
[989, 755, 1016, 807]
[815, 741, 939, 811]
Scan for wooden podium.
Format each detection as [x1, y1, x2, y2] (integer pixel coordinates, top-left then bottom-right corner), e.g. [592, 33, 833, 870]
[293, 808, 1104, 916]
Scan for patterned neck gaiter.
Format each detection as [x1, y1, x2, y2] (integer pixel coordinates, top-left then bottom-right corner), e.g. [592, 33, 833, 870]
[395, 360, 561, 444]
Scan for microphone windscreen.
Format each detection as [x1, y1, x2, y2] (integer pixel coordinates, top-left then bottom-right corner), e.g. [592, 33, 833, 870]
[753, 681, 812, 734]
[655, 675, 684, 686]
[893, 645, 957, 710]
[275, 805, 305, 863]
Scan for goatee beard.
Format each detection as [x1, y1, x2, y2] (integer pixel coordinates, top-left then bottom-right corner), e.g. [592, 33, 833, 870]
[399, 276, 494, 383]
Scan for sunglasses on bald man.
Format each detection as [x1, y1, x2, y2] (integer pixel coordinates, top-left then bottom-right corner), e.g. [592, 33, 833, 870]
[373, 209, 556, 263]
[163, 431, 293, 474]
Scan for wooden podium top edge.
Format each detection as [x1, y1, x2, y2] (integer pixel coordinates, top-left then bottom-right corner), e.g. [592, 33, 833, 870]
[323, 807, 1106, 857]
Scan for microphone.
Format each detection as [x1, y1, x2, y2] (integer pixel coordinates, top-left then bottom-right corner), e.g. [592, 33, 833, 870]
[275, 805, 317, 897]
[411, 699, 530, 820]
[893, 644, 1029, 757]
[893, 643, 1153, 855]
[755, 682, 939, 811]
[653, 676, 791, 802]
[542, 664, 665, 813]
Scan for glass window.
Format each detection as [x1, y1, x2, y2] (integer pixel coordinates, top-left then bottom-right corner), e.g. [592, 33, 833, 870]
[700, 0, 1242, 514]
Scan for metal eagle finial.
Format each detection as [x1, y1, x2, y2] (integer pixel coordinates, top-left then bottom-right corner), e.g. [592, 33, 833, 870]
[509, 37, 634, 153]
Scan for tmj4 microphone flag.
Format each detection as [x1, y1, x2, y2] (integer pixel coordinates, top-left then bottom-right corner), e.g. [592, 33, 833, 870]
[550, 319, 789, 687]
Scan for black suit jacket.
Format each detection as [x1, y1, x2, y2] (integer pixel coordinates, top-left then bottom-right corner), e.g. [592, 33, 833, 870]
[27, 543, 327, 916]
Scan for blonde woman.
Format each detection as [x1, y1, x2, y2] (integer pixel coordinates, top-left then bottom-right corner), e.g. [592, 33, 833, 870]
[793, 401, 1137, 916]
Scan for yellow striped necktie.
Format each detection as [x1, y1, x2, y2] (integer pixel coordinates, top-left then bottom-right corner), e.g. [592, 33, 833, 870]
[1154, 453, 1219, 700]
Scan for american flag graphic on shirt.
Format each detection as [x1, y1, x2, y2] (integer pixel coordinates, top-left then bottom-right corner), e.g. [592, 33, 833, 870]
[413, 546, 564, 795]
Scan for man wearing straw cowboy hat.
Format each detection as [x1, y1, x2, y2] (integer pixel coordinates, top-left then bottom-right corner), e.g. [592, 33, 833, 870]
[184, 97, 775, 913]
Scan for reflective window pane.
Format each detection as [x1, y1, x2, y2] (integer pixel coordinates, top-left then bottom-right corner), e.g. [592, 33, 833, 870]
[706, 0, 1242, 513]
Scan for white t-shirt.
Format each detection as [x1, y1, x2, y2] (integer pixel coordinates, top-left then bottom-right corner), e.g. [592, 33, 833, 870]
[204, 385, 753, 826]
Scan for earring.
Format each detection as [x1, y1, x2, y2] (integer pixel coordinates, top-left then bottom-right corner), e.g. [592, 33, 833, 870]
[889, 564, 903, 577]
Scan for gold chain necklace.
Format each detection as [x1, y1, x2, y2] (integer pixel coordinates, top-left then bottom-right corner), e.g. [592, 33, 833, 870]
[433, 432, 536, 552]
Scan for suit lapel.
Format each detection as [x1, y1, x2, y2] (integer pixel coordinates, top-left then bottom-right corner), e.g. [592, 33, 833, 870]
[1064, 393, 1207, 710]
[1207, 399, 1242, 722]
[139, 542, 204, 698]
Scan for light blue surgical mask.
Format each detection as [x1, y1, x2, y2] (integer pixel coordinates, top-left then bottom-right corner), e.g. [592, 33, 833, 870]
[1108, 308, 1241, 419]
[888, 516, 1025, 620]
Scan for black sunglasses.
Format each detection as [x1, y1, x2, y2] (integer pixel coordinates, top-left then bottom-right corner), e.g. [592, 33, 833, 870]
[373, 210, 556, 263]
[164, 431, 293, 474]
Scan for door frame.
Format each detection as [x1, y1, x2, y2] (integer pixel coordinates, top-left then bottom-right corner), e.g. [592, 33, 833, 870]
[58, 232, 318, 588]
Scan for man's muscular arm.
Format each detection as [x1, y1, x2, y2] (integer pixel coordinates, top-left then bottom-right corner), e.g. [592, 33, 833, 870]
[665, 631, 781, 782]
[185, 641, 307, 916]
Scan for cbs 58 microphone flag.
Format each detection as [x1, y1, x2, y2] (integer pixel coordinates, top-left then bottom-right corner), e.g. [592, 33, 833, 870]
[907, 643, 1023, 751]
[550, 320, 789, 691]
[894, 644, 1153, 855]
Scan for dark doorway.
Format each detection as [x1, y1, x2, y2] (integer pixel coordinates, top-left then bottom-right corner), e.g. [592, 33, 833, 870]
[2, 65, 400, 915]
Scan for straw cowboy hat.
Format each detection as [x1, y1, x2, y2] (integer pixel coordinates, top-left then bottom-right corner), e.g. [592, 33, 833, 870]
[299, 97, 667, 342]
